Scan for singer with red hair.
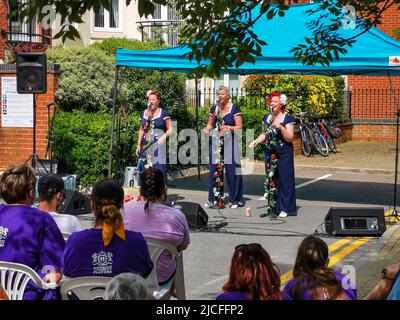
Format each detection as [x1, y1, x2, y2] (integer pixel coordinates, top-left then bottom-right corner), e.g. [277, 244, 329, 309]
[136, 90, 172, 183]
[249, 91, 297, 217]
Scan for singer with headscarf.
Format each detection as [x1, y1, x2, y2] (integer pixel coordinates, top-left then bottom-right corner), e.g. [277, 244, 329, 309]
[249, 91, 297, 217]
[135, 90, 172, 183]
[203, 86, 244, 209]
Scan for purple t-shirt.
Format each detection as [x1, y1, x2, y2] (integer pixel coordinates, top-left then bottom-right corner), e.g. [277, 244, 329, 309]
[216, 291, 248, 300]
[62, 228, 153, 278]
[124, 202, 190, 283]
[283, 271, 357, 300]
[0, 204, 65, 300]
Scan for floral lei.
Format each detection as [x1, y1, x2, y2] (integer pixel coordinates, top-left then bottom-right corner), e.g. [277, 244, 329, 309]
[211, 106, 225, 208]
[141, 108, 156, 168]
[263, 123, 278, 216]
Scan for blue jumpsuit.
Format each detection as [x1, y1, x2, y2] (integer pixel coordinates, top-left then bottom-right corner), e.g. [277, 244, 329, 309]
[208, 104, 244, 204]
[262, 113, 297, 215]
[139, 108, 170, 182]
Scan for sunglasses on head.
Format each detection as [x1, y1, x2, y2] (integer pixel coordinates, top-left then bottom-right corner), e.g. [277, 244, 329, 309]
[235, 243, 262, 251]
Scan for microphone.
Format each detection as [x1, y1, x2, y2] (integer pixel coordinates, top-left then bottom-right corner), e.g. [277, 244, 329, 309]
[147, 102, 152, 110]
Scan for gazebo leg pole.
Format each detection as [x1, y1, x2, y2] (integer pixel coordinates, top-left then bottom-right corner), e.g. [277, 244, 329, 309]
[195, 77, 201, 180]
[108, 67, 120, 178]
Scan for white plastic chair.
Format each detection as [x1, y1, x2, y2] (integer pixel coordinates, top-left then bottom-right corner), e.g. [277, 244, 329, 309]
[60, 276, 112, 300]
[0, 261, 58, 300]
[62, 232, 71, 241]
[144, 237, 186, 300]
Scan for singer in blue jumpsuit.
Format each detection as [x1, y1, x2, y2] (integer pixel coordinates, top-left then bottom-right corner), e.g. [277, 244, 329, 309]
[261, 93, 297, 216]
[204, 87, 244, 208]
[262, 114, 296, 215]
[136, 91, 171, 183]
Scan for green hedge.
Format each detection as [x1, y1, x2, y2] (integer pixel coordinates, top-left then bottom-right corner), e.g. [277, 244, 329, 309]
[242, 74, 346, 120]
[52, 110, 139, 185]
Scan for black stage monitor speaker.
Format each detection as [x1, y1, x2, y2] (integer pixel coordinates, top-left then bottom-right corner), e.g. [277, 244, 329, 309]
[57, 190, 91, 216]
[16, 52, 47, 94]
[325, 207, 386, 237]
[173, 201, 208, 229]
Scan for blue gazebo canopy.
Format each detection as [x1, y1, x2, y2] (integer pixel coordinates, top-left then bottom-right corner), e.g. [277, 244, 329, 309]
[116, 2, 400, 76]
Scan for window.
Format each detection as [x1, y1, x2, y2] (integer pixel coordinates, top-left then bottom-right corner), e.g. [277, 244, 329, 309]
[7, 0, 40, 42]
[94, 0, 122, 32]
[152, 3, 162, 19]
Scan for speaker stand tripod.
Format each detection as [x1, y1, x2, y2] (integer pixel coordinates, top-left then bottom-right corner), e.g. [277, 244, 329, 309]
[388, 108, 400, 224]
[388, 73, 400, 224]
[25, 94, 48, 174]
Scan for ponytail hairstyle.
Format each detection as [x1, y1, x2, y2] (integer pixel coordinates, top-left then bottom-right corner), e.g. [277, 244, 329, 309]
[139, 168, 165, 214]
[91, 179, 124, 226]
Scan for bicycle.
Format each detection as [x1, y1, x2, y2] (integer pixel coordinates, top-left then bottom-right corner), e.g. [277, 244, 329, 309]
[297, 112, 313, 157]
[309, 117, 330, 157]
[318, 118, 337, 153]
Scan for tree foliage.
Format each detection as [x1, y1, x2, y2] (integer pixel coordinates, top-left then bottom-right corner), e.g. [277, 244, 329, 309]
[47, 39, 187, 117]
[11, 0, 399, 76]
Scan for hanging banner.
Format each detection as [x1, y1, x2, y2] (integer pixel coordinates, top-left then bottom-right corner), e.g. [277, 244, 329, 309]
[1, 77, 33, 127]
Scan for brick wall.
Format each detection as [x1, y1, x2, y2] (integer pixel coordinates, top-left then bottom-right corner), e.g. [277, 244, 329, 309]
[293, 123, 353, 155]
[347, 4, 400, 118]
[0, 1, 8, 62]
[0, 68, 58, 170]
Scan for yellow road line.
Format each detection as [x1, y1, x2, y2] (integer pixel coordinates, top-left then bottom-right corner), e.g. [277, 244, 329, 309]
[328, 237, 371, 267]
[385, 210, 400, 225]
[280, 237, 370, 286]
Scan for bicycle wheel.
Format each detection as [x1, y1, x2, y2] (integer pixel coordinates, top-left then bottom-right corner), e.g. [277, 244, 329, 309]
[326, 135, 337, 153]
[300, 127, 312, 156]
[311, 128, 329, 156]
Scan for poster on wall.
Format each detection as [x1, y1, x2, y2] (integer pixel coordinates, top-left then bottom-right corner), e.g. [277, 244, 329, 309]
[1, 77, 33, 127]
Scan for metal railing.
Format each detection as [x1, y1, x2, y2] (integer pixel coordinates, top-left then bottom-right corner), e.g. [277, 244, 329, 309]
[136, 20, 182, 47]
[2, 30, 51, 45]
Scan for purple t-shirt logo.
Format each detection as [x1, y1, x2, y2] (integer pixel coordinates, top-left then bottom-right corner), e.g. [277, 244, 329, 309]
[92, 251, 113, 274]
[0, 225, 9, 247]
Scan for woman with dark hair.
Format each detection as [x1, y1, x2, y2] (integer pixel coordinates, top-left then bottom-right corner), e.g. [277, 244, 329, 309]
[283, 235, 356, 300]
[249, 91, 296, 217]
[124, 167, 190, 285]
[62, 179, 153, 279]
[135, 90, 172, 183]
[217, 243, 283, 300]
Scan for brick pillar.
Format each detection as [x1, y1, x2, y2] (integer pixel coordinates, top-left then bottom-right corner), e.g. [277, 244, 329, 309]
[0, 0, 8, 62]
[0, 66, 59, 170]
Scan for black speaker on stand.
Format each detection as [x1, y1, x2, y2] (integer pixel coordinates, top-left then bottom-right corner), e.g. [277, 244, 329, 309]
[16, 52, 48, 173]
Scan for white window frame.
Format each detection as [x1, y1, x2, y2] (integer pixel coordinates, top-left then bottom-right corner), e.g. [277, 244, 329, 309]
[93, 0, 123, 33]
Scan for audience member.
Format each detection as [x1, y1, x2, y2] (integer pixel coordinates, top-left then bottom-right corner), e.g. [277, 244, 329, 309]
[62, 179, 153, 278]
[283, 235, 356, 300]
[124, 167, 190, 285]
[104, 272, 154, 300]
[38, 173, 81, 236]
[0, 164, 64, 299]
[217, 243, 283, 300]
[364, 263, 400, 300]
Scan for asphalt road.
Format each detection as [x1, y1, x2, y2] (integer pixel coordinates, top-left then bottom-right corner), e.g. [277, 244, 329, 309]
[166, 166, 394, 299]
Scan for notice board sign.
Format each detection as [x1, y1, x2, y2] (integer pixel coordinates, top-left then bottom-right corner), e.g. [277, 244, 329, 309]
[1, 77, 33, 127]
